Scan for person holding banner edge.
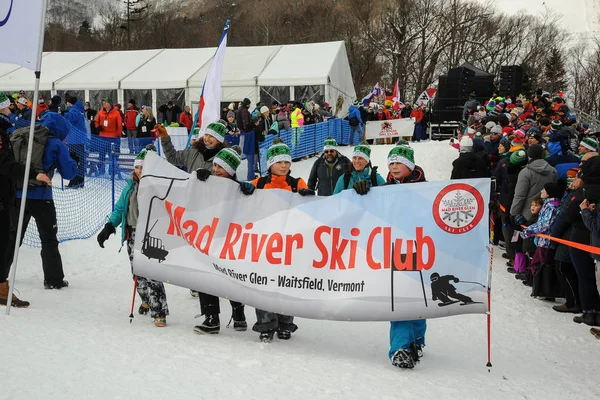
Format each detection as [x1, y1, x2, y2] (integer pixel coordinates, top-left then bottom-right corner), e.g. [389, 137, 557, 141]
[155, 121, 249, 334]
[97, 146, 170, 327]
[384, 144, 428, 369]
[194, 145, 248, 334]
[245, 138, 315, 342]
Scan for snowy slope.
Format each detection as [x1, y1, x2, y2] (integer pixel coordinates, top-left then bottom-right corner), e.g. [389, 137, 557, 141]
[2, 141, 599, 400]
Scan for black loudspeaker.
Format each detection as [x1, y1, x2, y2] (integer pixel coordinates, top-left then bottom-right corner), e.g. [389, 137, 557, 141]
[499, 65, 523, 100]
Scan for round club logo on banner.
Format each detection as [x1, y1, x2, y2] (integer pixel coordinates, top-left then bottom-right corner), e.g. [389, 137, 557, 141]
[0, 0, 14, 27]
[432, 183, 484, 234]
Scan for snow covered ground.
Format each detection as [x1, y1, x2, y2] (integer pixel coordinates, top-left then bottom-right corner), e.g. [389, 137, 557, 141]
[2, 141, 599, 400]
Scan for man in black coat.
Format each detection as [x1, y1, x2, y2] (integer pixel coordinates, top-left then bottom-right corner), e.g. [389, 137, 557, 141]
[451, 136, 490, 179]
[550, 156, 600, 326]
[157, 101, 182, 125]
[308, 137, 351, 196]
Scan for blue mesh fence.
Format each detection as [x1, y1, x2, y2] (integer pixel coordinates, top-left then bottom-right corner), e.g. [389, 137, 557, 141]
[258, 118, 354, 176]
[22, 136, 155, 248]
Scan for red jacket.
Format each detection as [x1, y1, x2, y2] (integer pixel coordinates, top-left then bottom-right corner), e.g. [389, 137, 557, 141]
[179, 111, 193, 131]
[124, 106, 139, 131]
[35, 103, 48, 120]
[95, 107, 123, 138]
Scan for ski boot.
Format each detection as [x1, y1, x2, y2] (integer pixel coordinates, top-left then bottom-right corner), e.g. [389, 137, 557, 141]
[277, 329, 292, 340]
[391, 349, 416, 369]
[138, 303, 150, 315]
[231, 306, 247, 331]
[259, 330, 276, 343]
[44, 280, 69, 290]
[194, 314, 220, 334]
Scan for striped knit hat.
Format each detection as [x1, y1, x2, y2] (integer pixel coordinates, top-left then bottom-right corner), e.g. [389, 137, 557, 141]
[205, 121, 227, 143]
[267, 138, 292, 169]
[353, 141, 371, 163]
[580, 137, 598, 152]
[387, 144, 415, 171]
[0, 93, 10, 109]
[213, 146, 242, 177]
[323, 136, 338, 151]
[134, 144, 157, 167]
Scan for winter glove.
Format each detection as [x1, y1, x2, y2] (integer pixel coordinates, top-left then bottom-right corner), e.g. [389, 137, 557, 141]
[154, 124, 168, 139]
[97, 222, 116, 248]
[239, 181, 255, 195]
[353, 180, 371, 195]
[453, 278, 460, 283]
[512, 214, 526, 226]
[196, 169, 211, 181]
[298, 188, 315, 196]
[96, 125, 103, 132]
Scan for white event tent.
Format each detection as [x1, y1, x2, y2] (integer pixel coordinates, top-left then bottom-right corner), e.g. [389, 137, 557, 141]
[0, 41, 356, 116]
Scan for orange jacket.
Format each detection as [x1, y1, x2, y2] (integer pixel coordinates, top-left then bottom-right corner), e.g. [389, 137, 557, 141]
[95, 106, 123, 138]
[35, 103, 49, 120]
[250, 174, 308, 191]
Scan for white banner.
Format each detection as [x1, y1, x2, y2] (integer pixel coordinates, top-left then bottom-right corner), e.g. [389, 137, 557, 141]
[0, 1, 45, 70]
[365, 119, 415, 140]
[135, 153, 491, 321]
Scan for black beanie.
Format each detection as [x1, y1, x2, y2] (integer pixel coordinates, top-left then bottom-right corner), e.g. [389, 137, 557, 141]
[128, 99, 136, 105]
[543, 182, 563, 199]
[67, 96, 78, 106]
[527, 143, 545, 161]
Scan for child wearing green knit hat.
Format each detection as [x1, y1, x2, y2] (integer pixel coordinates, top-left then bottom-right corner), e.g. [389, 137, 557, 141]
[243, 137, 314, 342]
[383, 142, 427, 370]
[333, 141, 385, 195]
[97, 143, 170, 328]
[386, 144, 426, 184]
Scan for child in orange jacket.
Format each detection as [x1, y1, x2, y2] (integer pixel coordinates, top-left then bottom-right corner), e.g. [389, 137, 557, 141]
[241, 138, 314, 342]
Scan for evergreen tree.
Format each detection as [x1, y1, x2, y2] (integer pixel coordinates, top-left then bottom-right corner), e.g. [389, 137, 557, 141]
[544, 47, 568, 95]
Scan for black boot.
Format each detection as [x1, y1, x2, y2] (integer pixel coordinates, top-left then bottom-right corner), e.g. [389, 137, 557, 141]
[277, 329, 292, 340]
[138, 303, 149, 315]
[44, 280, 69, 290]
[259, 330, 275, 343]
[194, 314, 220, 334]
[231, 306, 247, 331]
[573, 312, 597, 326]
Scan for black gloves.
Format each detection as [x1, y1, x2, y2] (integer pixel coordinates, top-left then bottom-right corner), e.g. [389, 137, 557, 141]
[239, 181, 255, 195]
[97, 222, 116, 248]
[512, 214, 526, 226]
[454, 278, 460, 283]
[353, 180, 370, 195]
[298, 188, 315, 196]
[196, 169, 211, 181]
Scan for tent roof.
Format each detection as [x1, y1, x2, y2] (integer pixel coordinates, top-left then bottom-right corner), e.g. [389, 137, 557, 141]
[120, 48, 215, 89]
[187, 45, 280, 88]
[258, 41, 344, 86]
[0, 51, 105, 91]
[0, 42, 353, 94]
[54, 49, 162, 90]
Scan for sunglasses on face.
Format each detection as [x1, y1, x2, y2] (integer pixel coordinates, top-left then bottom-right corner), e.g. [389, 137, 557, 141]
[324, 150, 336, 154]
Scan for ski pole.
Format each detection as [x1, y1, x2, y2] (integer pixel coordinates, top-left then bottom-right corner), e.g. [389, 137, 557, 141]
[129, 275, 138, 323]
[456, 280, 486, 287]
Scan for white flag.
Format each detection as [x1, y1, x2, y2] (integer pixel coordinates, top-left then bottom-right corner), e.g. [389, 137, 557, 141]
[197, 20, 230, 134]
[0, 0, 46, 70]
